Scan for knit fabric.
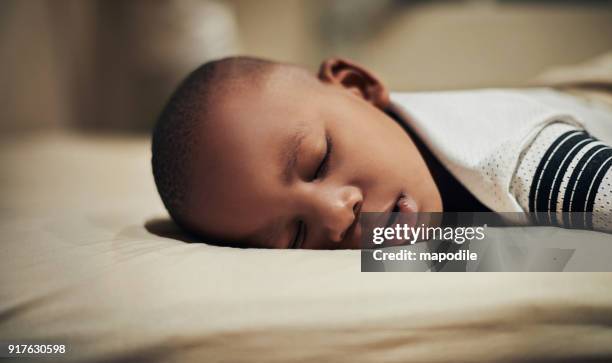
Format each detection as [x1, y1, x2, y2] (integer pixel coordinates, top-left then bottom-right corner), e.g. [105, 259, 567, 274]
[511, 122, 612, 231]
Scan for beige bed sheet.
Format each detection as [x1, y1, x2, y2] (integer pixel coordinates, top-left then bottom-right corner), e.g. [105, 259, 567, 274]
[1, 132, 612, 362]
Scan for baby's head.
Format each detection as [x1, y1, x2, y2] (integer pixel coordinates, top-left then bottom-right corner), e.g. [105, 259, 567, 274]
[152, 56, 442, 249]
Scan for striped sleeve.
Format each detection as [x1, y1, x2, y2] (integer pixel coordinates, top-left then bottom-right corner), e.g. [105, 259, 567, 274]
[510, 122, 612, 232]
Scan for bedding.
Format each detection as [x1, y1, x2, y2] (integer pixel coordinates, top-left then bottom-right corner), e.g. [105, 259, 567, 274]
[1, 53, 612, 363]
[1, 132, 612, 362]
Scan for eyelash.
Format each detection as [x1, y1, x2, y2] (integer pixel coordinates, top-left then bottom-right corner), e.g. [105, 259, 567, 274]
[312, 134, 332, 181]
[290, 221, 306, 249]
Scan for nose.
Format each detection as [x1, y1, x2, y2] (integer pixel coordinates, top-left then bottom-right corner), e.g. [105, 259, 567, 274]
[310, 184, 363, 243]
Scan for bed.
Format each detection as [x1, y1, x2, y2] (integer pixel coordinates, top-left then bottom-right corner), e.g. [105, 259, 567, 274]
[0, 130, 611, 363]
[3, 52, 612, 363]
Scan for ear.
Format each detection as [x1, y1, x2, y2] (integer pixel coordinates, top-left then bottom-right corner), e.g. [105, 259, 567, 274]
[318, 57, 390, 109]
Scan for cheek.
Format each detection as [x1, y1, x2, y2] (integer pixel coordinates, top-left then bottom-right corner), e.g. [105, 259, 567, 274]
[329, 103, 419, 179]
[337, 121, 411, 182]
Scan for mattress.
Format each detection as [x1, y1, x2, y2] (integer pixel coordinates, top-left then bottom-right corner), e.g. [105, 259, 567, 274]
[1, 131, 612, 362]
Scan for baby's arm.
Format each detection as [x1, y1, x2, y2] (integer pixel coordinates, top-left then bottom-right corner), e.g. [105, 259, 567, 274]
[510, 122, 612, 232]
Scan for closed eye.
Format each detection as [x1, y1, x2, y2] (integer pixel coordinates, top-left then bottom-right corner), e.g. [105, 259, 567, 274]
[312, 133, 332, 180]
[291, 133, 331, 248]
[290, 221, 306, 249]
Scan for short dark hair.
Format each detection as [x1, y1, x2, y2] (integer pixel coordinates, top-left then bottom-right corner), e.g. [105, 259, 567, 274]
[151, 56, 274, 230]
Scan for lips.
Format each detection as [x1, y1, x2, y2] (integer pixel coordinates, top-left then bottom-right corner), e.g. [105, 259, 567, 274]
[344, 193, 420, 248]
[383, 194, 418, 227]
[396, 194, 418, 213]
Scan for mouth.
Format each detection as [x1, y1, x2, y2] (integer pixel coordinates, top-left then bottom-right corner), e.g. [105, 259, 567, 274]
[385, 193, 419, 228]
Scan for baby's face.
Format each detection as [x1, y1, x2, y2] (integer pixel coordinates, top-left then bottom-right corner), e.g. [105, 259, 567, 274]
[185, 60, 442, 249]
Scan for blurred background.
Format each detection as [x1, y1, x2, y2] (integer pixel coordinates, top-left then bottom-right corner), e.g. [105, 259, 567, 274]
[1, 0, 611, 134]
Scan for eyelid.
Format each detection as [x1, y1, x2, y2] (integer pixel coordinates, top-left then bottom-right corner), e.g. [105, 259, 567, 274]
[312, 133, 332, 180]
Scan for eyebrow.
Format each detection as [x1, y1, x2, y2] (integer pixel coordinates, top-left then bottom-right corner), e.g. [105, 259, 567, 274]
[280, 126, 308, 185]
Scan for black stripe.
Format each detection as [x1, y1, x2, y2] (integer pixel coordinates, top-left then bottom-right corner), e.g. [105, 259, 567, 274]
[561, 144, 607, 227]
[547, 136, 593, 225]
[571, 148, 612, 212]
[535, 132, 588, 216]
[585, 157, 612, 229]
[563, 144, 607, 211]
[585, 156, 612, 211]
[528, 130, 580, 213]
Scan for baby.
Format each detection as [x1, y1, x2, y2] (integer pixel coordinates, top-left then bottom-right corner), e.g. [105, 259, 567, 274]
[152, 56, 612, 249]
